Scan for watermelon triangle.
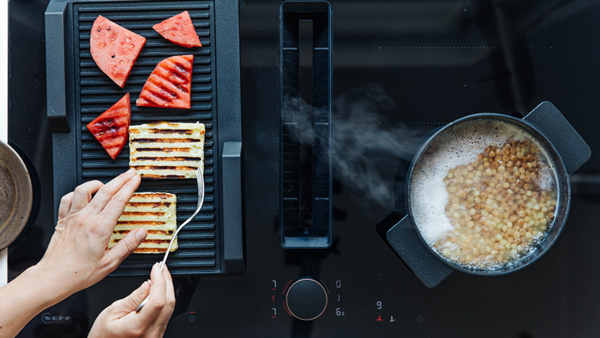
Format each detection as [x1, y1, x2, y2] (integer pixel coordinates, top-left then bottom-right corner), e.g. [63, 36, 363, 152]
[90, 16, 146, 88]
[136, 55, 193, 109]
[86, 93, 131, 160]
[153, 11, 202, 48]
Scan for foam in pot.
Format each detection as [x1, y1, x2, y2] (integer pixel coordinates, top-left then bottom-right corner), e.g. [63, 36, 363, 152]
[410, 119, 555, 247]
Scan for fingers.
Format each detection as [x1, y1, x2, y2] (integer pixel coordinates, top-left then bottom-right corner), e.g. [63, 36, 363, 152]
[153, 265, 176, 326]
[109, 280, 151, 317]
[58, 192, 74, 219]
[69, 180, 104, 214]
[99, 175, 141, 226]
[163, 266, 175, 310]
[137, 263, 167, 326]
[103, 228, 147, 268]
[86, 169, 137, 214]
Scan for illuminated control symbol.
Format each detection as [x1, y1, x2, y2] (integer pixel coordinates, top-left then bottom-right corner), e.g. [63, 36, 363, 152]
[390, 316, 396, 323]
[189, 315, 196, 323]
[51, 316, 57, 321]
[376, 316, 383, 322]
[65, 316, 71, 321]
[58, 316, 64, 321]
[41, 313, 52, 324]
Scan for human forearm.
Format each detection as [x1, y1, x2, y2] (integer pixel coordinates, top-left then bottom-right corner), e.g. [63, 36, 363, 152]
[0, 264, 66, 338]
[0, 170, 146, 338]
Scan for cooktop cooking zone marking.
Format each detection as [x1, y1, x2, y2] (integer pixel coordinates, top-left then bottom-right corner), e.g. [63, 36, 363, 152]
[0, 0, 8, 288]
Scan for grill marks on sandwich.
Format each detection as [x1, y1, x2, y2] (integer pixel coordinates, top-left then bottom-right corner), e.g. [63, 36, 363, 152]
[121, 211, 166, 217]
[150, 129, 194, 135]
[136, 148, 192, 153]
[134, 166, 198, 170]
[134, 138, 201, 143]
[128, 202, 173, 208]
[117, 221, 166, 226]
[129, 122, 205, 179]
[109, 192, 178, 254]
[136, 157, 199, 161]
[114, 230, 174, 235]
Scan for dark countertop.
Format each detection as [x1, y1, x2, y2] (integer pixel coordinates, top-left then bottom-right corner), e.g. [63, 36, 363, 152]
[9, 0, 600, 337]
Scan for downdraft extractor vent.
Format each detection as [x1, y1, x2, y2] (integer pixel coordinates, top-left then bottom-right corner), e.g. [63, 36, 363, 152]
[280, 1, 332, 249]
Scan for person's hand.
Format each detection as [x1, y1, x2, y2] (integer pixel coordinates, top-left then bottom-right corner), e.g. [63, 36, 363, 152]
[36, 169, 147, 298]
[89, 263, 176, 338]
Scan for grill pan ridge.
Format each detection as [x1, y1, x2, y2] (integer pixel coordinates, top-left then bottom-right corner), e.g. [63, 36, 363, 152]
[45, 0, 244, 276]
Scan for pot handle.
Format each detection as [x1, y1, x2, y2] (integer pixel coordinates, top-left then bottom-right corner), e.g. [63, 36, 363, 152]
[523, 101, 591, 175]
[386, 216, 453, 288]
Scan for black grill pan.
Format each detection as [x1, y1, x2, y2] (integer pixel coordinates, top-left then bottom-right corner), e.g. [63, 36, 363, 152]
[45, 0, 244, 276]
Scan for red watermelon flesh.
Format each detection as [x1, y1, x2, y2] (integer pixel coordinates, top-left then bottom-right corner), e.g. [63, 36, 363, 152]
[87, 93, 131, 160]
[136, 55, 193, 109]
[90, 16, 146, 88]
[153, 11, 202, 48]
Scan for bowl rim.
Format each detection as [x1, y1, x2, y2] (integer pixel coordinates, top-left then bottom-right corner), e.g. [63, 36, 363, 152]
[0, 140, 33, 250]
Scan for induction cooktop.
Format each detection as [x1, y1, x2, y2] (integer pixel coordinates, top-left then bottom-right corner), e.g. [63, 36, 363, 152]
[8, 0, 600, 337]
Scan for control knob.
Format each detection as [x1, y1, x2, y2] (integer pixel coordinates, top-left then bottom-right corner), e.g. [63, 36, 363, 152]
[285, 278, 328, 321]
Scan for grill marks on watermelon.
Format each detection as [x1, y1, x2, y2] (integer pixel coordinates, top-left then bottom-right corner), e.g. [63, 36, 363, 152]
[90, 16, 146, 88]
[136, 55, 193, 109]
[153, 11, 202, 48]
[87, 93, 131, 160]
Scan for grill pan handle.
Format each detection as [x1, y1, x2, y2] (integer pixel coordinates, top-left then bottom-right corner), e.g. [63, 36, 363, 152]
[45, 2, 70, 133]
[524, 101, 591, 176]
[222, 142, 244, 274]
[386, 216, 453, 288]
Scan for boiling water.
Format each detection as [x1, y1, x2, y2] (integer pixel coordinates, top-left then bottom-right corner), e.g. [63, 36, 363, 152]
[410, 119, 557, 269]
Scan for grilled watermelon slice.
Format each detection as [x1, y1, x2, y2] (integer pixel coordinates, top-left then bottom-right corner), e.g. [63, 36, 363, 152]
[136, 55, 193, 109]
[90, 16, 146, 88]
[153, 11, 202, 48]
[87, 93, 131, 160]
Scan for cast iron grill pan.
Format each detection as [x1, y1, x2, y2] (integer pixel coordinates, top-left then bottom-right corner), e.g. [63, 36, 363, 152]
[74, 2, 219, 276]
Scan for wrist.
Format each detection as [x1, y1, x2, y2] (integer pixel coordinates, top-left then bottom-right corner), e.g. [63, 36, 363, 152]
[28, 263, 73, 307]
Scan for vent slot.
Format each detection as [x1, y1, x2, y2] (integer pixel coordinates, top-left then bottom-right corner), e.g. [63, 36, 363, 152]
[280, 1, 332, 249]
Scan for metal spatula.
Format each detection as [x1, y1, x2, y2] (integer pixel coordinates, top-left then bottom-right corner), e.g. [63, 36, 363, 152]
[136, 166, 205, 312]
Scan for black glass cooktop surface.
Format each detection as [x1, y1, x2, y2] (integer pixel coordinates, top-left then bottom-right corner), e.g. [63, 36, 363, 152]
[8, 0, 600, 337]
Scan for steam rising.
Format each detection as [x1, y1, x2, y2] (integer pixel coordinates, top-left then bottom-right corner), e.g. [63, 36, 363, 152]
[283, 84, 427, 205]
